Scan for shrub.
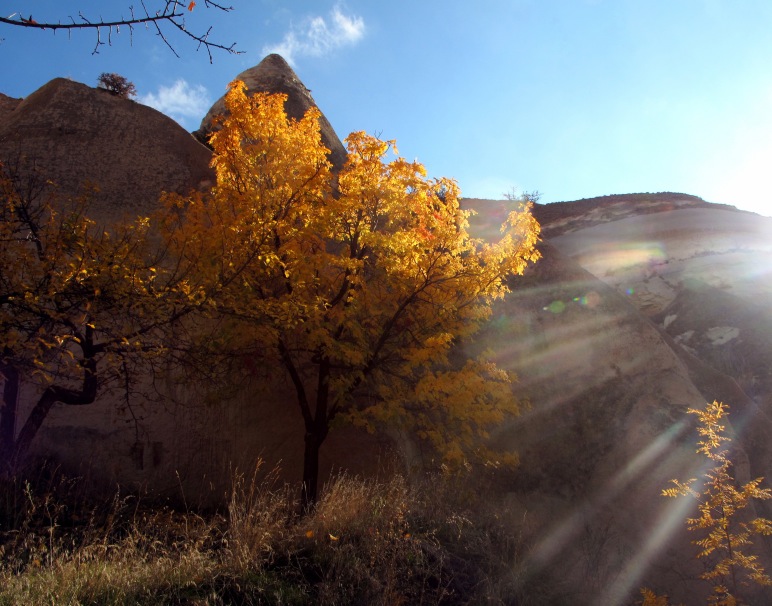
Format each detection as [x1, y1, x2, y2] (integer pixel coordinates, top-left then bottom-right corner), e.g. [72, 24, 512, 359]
[97, 72, 137, 98]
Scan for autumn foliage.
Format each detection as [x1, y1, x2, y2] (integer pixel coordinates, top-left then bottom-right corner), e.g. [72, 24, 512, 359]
[643, 401, 772, 605]
[0, 161, 191, 471]
[1, 78, 540, 506]
[162, 80, 541, 506]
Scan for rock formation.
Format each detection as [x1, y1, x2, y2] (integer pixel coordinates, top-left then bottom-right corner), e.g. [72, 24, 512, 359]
[3, 59, 772, 605]
[462, 196, 772, 604]
[0, 78, 213, 221]
[0, 93, 21, 119]
[195, 54, 348, 170]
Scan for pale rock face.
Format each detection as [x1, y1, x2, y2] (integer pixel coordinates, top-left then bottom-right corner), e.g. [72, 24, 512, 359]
[549, 206, 772, 315]
[453, 239, 707, 603]
[460, 196, 772, 603]
[705, 326, 740, 345]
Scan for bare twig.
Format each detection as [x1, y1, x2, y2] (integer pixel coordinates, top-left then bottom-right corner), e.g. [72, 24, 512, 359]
[1, 1, 240, 61]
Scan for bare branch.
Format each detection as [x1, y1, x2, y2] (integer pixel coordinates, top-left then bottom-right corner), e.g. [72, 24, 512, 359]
[0, 1, 240, 61]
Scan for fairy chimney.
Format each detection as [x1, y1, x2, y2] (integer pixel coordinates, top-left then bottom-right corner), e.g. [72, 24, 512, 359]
[195, 54, 348, 170]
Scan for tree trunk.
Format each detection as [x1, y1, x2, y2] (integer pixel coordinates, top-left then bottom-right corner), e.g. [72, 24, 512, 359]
[8, 354, 98, 471]
[0, 362, 20, 475]
[301, 429, 322, 512]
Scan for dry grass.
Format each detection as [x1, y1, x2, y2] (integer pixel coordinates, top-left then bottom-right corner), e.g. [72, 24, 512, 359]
[0, 464, 564, 605]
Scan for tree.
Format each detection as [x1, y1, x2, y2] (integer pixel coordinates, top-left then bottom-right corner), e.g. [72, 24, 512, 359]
[644, 401, 772, 605]
[0, 159, 193, 473]
[162, 81, 542, 509]
[0, 1, 239, 61]
[97, 73, 137, 99]
[504, 187, 542, 204]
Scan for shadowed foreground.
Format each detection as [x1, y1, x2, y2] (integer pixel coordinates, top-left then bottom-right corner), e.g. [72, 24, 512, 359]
[0, 467, 566, 605]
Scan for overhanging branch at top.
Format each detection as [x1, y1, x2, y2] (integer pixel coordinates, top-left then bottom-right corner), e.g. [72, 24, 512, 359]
[0, 0, 241, 62]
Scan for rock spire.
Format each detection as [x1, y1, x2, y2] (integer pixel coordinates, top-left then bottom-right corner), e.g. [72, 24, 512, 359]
[195, 54, 348, 170]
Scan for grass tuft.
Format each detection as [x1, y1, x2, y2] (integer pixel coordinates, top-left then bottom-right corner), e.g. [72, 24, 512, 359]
[0, 463, 564, 605]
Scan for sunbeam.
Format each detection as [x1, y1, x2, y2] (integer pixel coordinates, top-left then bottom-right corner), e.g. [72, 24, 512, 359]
[599, 493, 695, 604]
[526, 419, 688, 575]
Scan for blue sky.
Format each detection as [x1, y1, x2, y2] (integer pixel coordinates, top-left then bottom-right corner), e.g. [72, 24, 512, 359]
[2, 1, 772, 216]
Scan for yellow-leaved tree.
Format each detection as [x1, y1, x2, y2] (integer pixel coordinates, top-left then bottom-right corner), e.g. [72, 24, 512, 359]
[0, 160, 193, 473]
[643, 401, 772, 606]
[163, 81, 541, 508]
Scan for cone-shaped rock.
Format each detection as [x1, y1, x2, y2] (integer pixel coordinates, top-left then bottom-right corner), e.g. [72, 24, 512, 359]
[195, 54, 348, 170]
[0, 78, 213, 221]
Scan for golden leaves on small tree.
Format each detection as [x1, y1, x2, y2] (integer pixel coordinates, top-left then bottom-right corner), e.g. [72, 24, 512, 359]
[644, 401, 772, 605]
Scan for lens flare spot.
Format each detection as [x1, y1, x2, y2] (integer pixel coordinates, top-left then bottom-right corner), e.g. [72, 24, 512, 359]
[573, 291, 602, 308]
[545, 300, 566, 313]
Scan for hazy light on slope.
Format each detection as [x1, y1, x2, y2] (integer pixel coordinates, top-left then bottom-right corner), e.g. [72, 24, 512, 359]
[486, 272, 710, 603]
[526, 420, 687, 573]
[574, 241, 668, 279]
[599, 495, 695, 605]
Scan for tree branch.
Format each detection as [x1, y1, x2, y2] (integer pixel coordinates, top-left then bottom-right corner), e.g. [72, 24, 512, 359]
[1, 1, 241, 61]
[278, 338, 314, 430]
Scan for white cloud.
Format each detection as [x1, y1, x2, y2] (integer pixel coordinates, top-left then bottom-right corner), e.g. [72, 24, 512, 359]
[139, 80, 211, 129]
[262, 5, 365, 65]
